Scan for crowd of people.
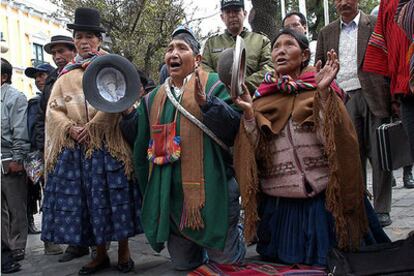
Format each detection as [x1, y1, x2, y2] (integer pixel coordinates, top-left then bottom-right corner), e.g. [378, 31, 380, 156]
[1, 0, 413, 274]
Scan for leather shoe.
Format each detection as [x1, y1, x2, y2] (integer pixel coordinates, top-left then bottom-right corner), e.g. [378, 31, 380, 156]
[28, 222, 41, 234]
[78, 257, 110, 275]
[44, 242, 63, 255]
[59, 246, 89, 263]
[403, 172, 414, 189]
[391, 176, 397, 187]
[377, 213, 392, 227]
[11, 249, 25, 262]
[116, 258, 134, 273]
[1, 261, 21, 274]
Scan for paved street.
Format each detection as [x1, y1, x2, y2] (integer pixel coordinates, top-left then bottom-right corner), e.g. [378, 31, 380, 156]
[14, 167, 414, 275]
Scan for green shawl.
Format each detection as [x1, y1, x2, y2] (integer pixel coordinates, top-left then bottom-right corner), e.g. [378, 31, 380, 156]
[133, 72, 233, 252]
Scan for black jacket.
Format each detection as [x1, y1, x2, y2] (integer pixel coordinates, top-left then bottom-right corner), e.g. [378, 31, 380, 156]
[27, 93, 41, 149]
[33, 68, 59, 151]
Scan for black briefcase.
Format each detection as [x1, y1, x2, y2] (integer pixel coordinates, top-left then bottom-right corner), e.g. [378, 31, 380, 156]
[377, 120, 413, 171]
[327, 235, 414, 276]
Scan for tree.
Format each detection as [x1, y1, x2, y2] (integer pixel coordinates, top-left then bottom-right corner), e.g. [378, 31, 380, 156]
[249, 0, 279, 41]
[52, 0, 186, 80]
[249, 0, 380, 41]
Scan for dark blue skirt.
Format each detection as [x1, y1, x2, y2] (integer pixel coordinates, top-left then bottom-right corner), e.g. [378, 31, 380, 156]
[41, 146, 142, 246]
[256, 193, 390, 266]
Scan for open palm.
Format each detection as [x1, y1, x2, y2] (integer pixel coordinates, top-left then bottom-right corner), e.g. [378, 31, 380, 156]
[315, 49, 340, 91]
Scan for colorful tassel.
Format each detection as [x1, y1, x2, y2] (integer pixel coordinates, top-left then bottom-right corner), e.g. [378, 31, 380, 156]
[147, 136, 181, 165]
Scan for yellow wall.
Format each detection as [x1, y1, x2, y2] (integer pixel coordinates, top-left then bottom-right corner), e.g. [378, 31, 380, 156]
[1, 1, 69, 98]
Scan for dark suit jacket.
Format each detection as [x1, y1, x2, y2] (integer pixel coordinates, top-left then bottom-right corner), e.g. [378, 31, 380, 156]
[33, 68, 58, 151]
[315, 11, 390, 118]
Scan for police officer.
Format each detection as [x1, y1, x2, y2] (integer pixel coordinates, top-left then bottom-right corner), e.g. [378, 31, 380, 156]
[202, 0, 273, 95]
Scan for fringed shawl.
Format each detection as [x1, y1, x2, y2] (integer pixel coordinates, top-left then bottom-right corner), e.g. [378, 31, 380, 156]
[45, 68, 134, 178]
[234, 67, 368, 250]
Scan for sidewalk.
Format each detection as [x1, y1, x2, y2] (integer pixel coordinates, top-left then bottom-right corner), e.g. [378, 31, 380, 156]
[14, 168, 414, 275]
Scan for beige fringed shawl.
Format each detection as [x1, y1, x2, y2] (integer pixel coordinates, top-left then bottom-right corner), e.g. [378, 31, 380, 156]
[45, 68, 134, 178]
[234, 78, 369, 250]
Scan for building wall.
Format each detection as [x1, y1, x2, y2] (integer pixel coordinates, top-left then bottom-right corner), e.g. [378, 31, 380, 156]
[1, 0, 69, 98]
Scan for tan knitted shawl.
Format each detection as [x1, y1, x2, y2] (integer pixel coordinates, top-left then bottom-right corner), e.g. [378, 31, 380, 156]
[45, 68, 133, 178]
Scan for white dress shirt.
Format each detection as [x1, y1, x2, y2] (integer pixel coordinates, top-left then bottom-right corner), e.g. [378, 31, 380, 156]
[337, 12, 362, 92]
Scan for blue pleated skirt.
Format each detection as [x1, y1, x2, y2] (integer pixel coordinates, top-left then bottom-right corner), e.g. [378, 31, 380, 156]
[41, 146, 143, 246]
[256, 193, 390, 266]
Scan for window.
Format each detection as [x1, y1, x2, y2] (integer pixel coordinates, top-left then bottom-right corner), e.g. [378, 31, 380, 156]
[32, 43, 44, 66]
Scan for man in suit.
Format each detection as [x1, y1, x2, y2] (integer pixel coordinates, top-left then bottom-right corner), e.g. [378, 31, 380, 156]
[315, 0, 392, 226]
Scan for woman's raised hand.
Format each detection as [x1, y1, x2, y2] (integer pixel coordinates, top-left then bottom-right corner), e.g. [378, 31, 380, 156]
[194, 67, 207, 106]
[315, 49, 340, 94]
[233, 84, 255, 120]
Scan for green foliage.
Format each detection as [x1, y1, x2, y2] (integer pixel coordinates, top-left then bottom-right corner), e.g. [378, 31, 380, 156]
[52, 0, 186, 80]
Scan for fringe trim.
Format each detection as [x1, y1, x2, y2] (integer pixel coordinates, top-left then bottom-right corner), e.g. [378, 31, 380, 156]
[314, 90, 347, 249]
[234, 120, 259, 243]
[181, 191, 205, 231]
[45, 120, 76, 174]
[46, 115, 134, 179]
[84, 117, 134, 179]
[314, 90, 367, 250]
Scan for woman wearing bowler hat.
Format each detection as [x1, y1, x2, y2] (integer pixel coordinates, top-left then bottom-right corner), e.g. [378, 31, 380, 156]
[41, 7, 142, 274]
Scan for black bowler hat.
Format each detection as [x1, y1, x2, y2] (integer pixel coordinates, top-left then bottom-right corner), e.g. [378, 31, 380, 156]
[83, 54, 141, 113]
[44, 35, 75, 54]
[67, 7, 106, 33]
[221, 0, 244, 10]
